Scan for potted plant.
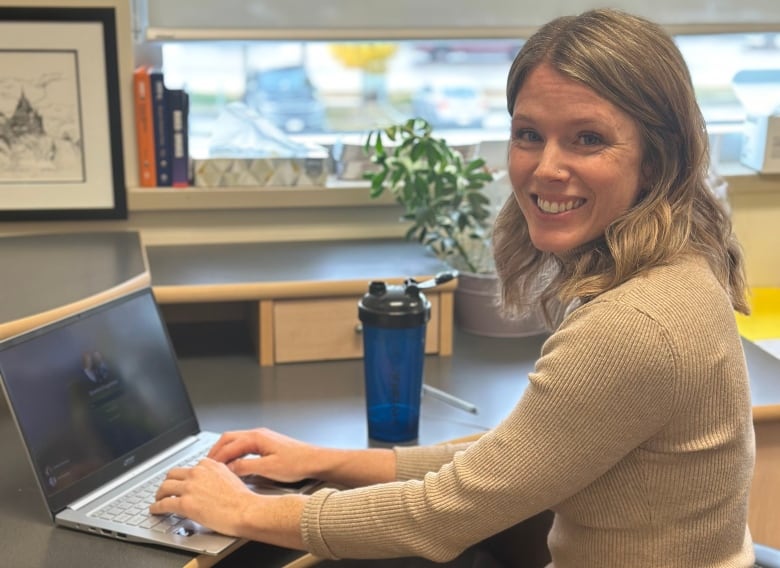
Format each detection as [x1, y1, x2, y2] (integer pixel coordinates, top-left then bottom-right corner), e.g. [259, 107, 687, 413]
[363, 118, 547, 337]
[363, 117, 493, 273]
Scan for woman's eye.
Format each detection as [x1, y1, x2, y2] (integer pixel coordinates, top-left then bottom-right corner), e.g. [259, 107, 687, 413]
[514, 129, 542, 143]
[578, 133, 603, 146]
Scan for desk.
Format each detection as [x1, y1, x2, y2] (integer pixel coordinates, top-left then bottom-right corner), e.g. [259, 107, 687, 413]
[2, 330, 780, 567]
[1, 230, 780, 564]
[0, 231, 149, 340]
[0, 330, 543, 568]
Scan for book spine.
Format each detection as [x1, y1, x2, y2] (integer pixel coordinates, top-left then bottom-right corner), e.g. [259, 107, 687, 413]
[168, 89, 190, 187]
[148, 68, 172, 187]
[132, 65, 157, 187]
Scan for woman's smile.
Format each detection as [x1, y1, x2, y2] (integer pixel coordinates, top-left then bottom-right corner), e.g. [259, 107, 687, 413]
[534, 196, 586, 215]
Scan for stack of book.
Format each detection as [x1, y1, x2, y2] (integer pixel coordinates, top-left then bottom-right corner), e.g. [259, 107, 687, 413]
[133, 65, 190, 188]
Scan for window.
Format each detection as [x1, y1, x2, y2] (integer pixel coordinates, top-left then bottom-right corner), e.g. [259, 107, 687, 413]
[157, 33, 779, 168]
[677, 33, 780, 163]
[159, 39, 517, 162]
[137, 0, 780, 172]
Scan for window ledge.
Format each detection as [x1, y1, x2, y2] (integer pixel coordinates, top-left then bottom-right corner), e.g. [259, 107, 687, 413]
[720, 163, 780, 195]
[127, 177, 396, 211]
[127, 166, 779, 212]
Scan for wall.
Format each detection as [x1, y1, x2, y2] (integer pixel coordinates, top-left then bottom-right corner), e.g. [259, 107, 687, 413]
[729, 182, 780, 288]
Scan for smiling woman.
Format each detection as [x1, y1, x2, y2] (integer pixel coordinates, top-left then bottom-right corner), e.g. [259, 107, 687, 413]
[494, 7, 750, 319]
[508, 64, 644, 255]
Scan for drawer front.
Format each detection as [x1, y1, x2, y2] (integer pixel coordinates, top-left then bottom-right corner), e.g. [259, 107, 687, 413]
[273, 295, 440, 364]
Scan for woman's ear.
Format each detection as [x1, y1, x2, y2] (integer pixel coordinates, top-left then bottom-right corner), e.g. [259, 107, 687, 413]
[641, 158, 654, 187]
[637, 160, 656, 201]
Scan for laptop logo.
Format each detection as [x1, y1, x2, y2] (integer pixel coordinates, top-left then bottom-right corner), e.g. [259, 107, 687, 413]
[123, 455, 136, 468]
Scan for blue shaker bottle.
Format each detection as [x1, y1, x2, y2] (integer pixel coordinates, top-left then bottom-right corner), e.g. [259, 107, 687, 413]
[358, 279, 430, 443]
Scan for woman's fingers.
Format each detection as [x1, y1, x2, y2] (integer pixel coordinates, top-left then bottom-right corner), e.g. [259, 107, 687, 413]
[226, 456, 263, 477]
[208, 431, 264, 462]
[149, 494, 181, 516]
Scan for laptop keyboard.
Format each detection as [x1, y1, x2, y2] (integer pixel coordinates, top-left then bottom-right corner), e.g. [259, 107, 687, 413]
[89, 450, 206, 533]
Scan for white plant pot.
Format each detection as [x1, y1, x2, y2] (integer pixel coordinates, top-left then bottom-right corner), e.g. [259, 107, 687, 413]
[454, 271, 548, 338]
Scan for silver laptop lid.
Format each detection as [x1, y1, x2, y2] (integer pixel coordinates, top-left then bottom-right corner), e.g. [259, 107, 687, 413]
[0, 288, 199, 517]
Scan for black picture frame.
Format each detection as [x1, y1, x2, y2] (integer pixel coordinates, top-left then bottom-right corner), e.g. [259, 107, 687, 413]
[0, 6, 126, 221]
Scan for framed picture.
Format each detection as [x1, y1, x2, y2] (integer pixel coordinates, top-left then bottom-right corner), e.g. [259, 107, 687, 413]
[0, 5, 126, 220]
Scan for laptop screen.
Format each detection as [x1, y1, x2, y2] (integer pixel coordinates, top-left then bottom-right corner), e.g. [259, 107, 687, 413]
[0, 288, 199, 513]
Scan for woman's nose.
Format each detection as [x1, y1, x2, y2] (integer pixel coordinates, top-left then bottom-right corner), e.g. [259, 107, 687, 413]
[534, 144, 568, 182]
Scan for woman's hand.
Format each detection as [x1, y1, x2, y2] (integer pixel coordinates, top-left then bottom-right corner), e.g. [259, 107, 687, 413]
[208, 427, 397, 488]
[151, 458, 258, 536]
[207, 428, 322, 483]
[151, 458, 306, 549]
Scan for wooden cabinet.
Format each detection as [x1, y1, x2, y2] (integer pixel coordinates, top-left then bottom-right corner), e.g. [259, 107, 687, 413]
[148, 240, 457, 367]
[255, 289, 452, 366]
[271, 295, 442, 364]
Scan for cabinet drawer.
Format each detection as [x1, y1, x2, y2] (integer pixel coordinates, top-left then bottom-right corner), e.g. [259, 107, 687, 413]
[273, 295, 440, 364]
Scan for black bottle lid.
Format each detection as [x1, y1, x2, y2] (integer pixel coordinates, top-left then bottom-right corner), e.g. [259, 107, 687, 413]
[358, 280, 431, 328]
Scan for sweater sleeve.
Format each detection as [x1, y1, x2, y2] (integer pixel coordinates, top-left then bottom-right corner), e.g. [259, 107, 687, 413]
[395, 442, 473, 481]
[300, 299, 678, 561]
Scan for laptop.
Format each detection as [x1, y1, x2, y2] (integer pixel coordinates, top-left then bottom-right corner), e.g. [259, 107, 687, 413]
[0, 287, 316, 555]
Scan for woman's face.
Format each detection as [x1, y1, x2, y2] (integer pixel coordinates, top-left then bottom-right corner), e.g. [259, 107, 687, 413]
[508, 63, 644, 255]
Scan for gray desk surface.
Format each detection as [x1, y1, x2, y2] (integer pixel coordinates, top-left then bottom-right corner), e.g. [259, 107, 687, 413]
[1, 331, 779, 568]
[0, 231, 146, 325]
[146, 239, 452, 287]
[0, 233, 451, 329]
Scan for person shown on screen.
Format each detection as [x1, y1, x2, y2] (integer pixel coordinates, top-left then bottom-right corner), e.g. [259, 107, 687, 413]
[152, 9, 754, 566]
[82, 351, 110, 384]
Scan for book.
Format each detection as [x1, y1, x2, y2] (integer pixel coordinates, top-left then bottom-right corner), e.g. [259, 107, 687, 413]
[148, 67, 172, 187]
[168, 89, 190, 187]
[132, 65, 157, 187]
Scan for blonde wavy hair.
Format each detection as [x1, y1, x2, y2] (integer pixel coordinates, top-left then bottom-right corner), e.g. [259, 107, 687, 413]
[493, 8, 749, 321]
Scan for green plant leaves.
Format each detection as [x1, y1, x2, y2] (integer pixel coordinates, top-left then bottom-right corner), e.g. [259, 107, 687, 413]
[363, 117, 494, 273]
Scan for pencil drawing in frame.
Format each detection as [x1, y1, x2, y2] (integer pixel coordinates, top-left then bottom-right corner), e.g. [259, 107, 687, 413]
[0, 5, 126, 220]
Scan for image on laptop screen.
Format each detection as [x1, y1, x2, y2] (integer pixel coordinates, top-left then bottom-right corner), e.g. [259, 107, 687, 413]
[0, 289, 197, 503]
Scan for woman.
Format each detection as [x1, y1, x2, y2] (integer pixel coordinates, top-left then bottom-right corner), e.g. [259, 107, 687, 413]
[152, 9, 755, 567]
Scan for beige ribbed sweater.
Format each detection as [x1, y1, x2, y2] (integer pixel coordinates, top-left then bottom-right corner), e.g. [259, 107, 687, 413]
[300, 254, 755, 567]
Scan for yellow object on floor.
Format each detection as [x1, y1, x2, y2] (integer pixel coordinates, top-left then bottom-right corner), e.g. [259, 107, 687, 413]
[736, 288, 780, 341]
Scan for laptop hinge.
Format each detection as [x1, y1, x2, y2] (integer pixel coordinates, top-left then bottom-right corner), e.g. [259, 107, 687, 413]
[68, 436, 199, 511]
